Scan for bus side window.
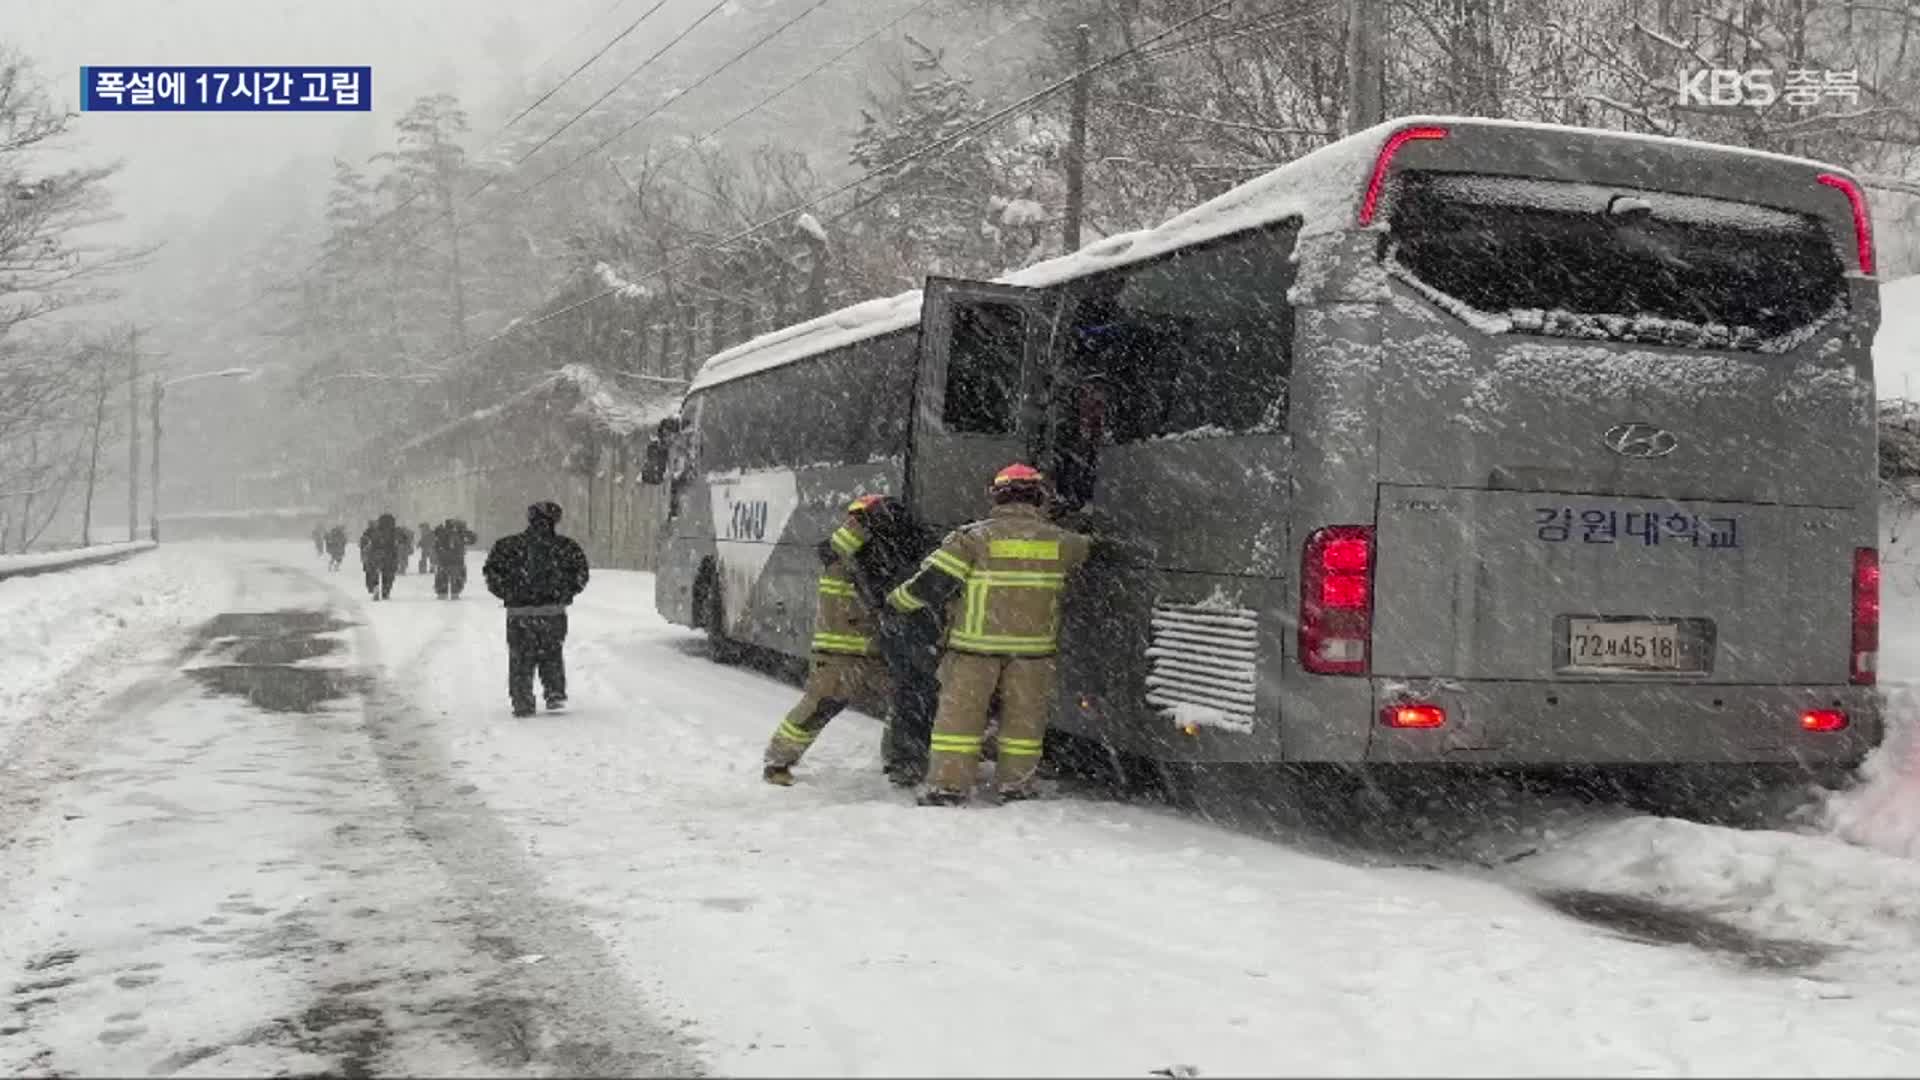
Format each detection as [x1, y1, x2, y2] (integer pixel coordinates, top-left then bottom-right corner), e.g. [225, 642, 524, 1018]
[943, 301, 1026, 436]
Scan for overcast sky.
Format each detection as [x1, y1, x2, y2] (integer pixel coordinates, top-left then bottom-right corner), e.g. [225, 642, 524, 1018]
[8, 0, 613, 245]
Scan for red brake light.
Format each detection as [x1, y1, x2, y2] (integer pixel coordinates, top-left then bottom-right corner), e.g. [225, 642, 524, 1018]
[1358, 125, 1449, 227]
[1301, 525, 1374, 676]
[1801, 709, 1848, 733]
[1383, 703, 1446, 729]
[1852, 547, 1879, 686]
[1817, 173, 1875, 275]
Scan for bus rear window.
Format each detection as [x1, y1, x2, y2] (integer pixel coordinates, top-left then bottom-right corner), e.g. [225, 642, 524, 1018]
[1385, 171, 1848, 351]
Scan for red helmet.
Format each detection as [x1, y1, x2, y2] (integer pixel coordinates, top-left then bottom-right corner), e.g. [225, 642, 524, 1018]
[988, 463, 1050, 504]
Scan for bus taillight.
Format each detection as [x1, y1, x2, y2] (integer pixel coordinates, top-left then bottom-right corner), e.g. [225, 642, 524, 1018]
[1817, 173, 1875, 275]
[1358, 125, 1449, 227]
[1852, 546, 1879, 686]
[1301, 526, 1374, 676]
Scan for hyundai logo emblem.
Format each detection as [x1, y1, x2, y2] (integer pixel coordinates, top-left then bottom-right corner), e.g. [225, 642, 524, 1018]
[1602, 421, 1679, 458]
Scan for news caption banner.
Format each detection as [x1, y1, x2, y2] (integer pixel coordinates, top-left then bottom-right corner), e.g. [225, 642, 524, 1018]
[80, 67, 371, 111]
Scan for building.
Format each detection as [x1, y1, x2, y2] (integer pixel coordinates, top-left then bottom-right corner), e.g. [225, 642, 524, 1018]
[340, 364, 678, 570]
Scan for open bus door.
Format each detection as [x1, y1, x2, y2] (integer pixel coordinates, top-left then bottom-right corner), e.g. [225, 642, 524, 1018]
[909, 277, 1057, 530]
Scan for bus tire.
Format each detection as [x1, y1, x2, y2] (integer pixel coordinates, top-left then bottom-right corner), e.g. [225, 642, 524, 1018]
[695, 563, 746, 666]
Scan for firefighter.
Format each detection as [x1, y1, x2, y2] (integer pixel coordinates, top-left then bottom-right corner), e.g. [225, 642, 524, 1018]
[887, 464, 1091, 806]
[761, 495, 895, 786]
[842, 496, 942, 787]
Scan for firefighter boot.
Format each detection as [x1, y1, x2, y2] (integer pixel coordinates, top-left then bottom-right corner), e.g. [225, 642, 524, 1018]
[764, 765, 795, 787]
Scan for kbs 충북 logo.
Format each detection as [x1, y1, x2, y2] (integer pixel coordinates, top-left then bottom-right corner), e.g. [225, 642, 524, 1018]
[1675, 67, 1859, 107]
[80, 67, 372, 112]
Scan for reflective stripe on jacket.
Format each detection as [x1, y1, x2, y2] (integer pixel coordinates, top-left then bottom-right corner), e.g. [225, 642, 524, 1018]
[888, 502, 1090, 656]
[812, 512, 876, 655]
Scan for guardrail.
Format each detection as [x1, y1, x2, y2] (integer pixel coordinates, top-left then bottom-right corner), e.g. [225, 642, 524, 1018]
[0, 540, 158, 582]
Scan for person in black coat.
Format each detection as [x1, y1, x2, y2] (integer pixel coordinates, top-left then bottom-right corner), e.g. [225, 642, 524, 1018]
[324, 525, 348, 571]
[360, 513, 403, 600]
[417, 522, 435, 575]
[483, 501, 590, 717]
[433, 517, 478, 599]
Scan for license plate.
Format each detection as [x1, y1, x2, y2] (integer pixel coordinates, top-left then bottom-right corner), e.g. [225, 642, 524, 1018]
[1564, 618, 1697, 673]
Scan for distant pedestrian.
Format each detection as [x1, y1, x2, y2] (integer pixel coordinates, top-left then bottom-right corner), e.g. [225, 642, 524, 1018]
[360, 514, 402, 600]
[395, 525, 414, 576]
[417, 521, 435, 575]
[324, 525, 347, 571]
[312, 523, 325, 557]
[483, 502, 589, 718]
[434, 517, 477, 599]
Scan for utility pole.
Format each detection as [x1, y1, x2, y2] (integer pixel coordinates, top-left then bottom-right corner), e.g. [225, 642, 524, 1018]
[127, 329, 140, 543]
[1345, 0, 1386, 133]
[149, 375, 162, 542]
[82, 360, 106, 546]
[1062, 22, 1093, 252]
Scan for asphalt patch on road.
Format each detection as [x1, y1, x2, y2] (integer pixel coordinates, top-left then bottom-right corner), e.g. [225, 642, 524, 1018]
[184, 609, 366, 714]
[1535, 888, 1833, 972]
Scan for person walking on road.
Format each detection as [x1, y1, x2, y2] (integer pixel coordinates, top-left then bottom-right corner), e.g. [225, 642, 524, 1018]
[434, 517, 478, 599]
[417, 521, 436, 575]
[483, 501, 590, 718]
[360, 514, 403, 600]
[324, 525, 348, 571]
[887, 464, 1091, 806]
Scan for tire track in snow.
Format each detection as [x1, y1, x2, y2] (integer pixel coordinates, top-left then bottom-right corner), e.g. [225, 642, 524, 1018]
[286, 558, 707, 1077]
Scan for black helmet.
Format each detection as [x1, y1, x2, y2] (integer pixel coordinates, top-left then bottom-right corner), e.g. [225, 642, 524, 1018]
[528, 501, 563, 527]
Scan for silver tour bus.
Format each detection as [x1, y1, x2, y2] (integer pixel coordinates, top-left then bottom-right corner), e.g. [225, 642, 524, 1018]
[646, 115, 1883, 782]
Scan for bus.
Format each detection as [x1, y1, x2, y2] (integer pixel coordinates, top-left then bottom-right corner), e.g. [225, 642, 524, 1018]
[644, 115, 1883, 783]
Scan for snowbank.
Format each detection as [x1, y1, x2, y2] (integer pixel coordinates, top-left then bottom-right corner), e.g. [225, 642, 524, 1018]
[0, 546, 228, 753]
[1517, 815, 1920, 983]
[0, 540, 155, 581]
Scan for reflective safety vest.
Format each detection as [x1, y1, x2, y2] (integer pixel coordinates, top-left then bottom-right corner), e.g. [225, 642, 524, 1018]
[813, 511, 875, 655]
[888, 502, 1090, 656]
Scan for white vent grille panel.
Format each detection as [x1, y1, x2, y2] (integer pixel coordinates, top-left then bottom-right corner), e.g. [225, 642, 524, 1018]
[1145, 601, 1259, 733]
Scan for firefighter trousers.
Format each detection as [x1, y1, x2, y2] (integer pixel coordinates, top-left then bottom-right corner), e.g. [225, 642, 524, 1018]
[764, 653, 889, 769]
[926, 652, 1055, 794]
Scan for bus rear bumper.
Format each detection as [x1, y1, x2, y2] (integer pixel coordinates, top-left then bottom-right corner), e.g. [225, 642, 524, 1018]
[1364, 679, 1883, 767]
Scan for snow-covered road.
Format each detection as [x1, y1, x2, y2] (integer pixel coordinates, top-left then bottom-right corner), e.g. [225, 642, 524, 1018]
[10, 542, 1920, 1075]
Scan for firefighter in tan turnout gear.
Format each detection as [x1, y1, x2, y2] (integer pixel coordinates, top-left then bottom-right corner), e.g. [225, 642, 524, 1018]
[887, 464, 1090, 806]
[763, 495, 894, 785]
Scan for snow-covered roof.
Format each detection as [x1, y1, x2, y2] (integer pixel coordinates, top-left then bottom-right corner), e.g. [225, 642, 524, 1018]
[397, 363, 678, 456]
[687, 290, 924, 394]
[686, 115, 1862, 395]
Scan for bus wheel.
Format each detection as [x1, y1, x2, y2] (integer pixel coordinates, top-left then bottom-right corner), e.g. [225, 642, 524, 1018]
[697, 566, 745, 665]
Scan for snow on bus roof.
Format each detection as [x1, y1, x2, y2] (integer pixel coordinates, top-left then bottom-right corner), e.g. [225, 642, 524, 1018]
[687, 289, 923, 393]
[685, 116, 1858, 395]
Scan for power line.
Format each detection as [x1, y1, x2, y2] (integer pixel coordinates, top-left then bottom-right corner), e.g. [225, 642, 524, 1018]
[522, 0, 837, 196]
[502, 0, 734, 175]
[503, 0, 675, 132]
[397, 0, 1299, 375]
[170, 0, 682, 347]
